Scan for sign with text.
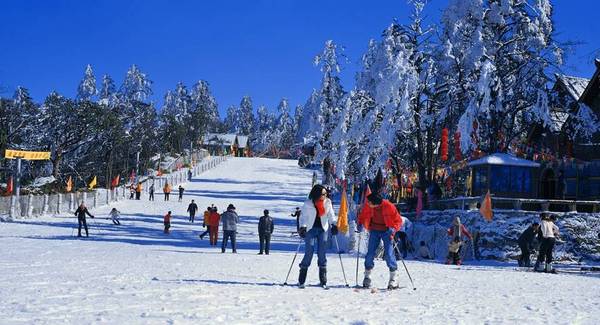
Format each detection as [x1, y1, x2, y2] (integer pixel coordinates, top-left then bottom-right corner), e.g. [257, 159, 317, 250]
[4, 149, 51, 160]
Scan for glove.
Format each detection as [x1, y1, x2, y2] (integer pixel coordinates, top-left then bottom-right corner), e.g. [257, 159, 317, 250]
[331, 225, 338, 236]
[298, 227, 307, 238]
[356, 224, 364, 233]
[203, 223, 206, 228]
[386, 227, 395, 238]
[91, 215, 95, 219]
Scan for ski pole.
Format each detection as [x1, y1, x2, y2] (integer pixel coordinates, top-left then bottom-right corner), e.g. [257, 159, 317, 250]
[333, 235, 349, 287]
[393, 240, 417, 291]
[355, 231, 362, 287]
[283, 237, 304, 286]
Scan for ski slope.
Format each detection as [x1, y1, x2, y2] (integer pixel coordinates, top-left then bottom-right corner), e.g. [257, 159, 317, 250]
[1, 157, 599, 324]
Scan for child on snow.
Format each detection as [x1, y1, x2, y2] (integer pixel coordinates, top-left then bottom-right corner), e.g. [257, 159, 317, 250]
[164, 211, 172, 234]
[199, 206, 212, 240]
[178, 185, 185, 202]
[109, 208, 121, 225]
[534, 214, 560, 272]
[447, 236, 463, 265]
[418, 241, 431, 259]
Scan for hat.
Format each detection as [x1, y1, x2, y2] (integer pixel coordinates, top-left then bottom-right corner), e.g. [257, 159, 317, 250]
[264, 209, 269, 215]
[367, 192, 383, 205]
[227, 204, 236, 210]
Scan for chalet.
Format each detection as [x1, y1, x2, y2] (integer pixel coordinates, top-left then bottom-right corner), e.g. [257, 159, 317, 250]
[203, 134, 251, 157]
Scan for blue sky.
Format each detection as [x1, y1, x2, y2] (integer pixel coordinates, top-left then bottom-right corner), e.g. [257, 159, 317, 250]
[1, 0, 598, 116]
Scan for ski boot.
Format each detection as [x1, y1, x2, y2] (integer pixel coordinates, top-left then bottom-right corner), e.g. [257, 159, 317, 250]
[534, 261, 544, 272]
[545, 262, 556, 274]
[298, 267, 307, 289]
[319, 267, 328, 289]
[387, 270, 399, 290]
[362, 269, 372, 289]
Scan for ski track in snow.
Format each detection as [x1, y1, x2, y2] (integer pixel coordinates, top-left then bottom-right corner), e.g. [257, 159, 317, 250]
[1, 157, 600, 324]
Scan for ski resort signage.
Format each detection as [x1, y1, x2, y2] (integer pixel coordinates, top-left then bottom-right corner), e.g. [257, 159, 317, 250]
[4, 149, 51, 160]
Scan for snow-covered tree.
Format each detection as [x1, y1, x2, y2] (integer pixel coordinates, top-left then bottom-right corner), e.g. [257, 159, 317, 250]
[312, 40, 346, 160]
[252, 105, 276, 154]
[275, 98, 294, 151]
[98, 74, 117, 107]
[77, 64, 97, 101]
[238, 96, 255, 136]
[118, 64, 152, 103]
[296, 90, 320, 143]
[190, 80, 219, 133]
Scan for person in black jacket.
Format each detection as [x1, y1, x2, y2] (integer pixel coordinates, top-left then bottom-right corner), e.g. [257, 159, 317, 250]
[518, 222, 540, 267]
[187, 199, 198, 223]
[74, 203, 95, 237]
[258, 209, 275, 255]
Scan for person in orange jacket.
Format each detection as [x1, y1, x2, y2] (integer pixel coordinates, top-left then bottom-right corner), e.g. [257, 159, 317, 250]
[163, 183, 171, 201]
[208, 207, 220, 246]
[164, 211, 172, 234]
[199, 206, 212, 240]
[135, 182, 143, 200]
[357, 192, 403, 289]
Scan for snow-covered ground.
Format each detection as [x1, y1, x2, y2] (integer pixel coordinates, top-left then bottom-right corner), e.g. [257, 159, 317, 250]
[1, 157, 600, 324]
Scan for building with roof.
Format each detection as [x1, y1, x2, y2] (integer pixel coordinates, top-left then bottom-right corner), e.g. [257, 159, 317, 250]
[202, 134, 251, 157]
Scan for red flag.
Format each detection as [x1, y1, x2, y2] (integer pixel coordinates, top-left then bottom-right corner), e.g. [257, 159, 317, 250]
[480, 190, 493, 222]
[359, 184, 372, 214]
[6, 176, 13, 195]
[111, 175, 120, 188]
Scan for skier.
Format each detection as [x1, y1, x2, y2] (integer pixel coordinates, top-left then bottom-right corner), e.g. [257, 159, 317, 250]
[74, 202, 95, 237]
[221, 204, 239, 253]
[178, 185, 185, 202]
[258, 209, 274, 255]
[129, 184, 135, 199]
[199, 206, 212, 240]
[446, 216, 472, 264]
[163, 183, 171, 201]
[517, 222, 540, 267]
[109, 207, 121, 225]
[208, 207, 220, 246]
[418, 241, 432, 259]
[149, 183, 155, 201]
[164, 211, 172, 234]
[291, 207, 301, 233]
[534, 214, 560, 272]
[297, 184, 338, 289]
[447, 236, 463, 265]
[187, 199, 198, 223]
[357, 192, 402, 290]
[188, 169, 193, 181]
[394, 215, 412, 259]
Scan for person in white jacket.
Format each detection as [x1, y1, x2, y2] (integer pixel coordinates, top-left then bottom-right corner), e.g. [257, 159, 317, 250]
[534, 213, 560, 272]
[109, 208, 121, 225]
[297, 184, 338, 288]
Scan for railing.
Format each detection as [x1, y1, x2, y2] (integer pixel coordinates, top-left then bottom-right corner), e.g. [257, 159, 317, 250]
[0, 155, 227, 221]
[429, 196, 600, 213]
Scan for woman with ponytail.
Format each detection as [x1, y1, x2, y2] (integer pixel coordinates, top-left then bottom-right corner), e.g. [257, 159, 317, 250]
[297, 184, 338, 289]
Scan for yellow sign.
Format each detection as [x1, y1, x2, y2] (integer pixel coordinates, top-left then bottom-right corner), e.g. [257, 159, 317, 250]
[4, 150, 51, 160]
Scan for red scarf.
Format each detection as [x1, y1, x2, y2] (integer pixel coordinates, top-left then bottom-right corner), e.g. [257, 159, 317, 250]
[315, 199, 326, 218]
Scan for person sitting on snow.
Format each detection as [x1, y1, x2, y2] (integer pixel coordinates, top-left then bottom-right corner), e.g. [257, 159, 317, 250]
[418, 241, 432, 259]
[357, 192, 402, 290]
[109, 208, 121, 225]
[447, 236, 463, 265]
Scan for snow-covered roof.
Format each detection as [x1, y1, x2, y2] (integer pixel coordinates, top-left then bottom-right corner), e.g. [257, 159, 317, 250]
[236, 136, 249, 148]
[467, 153, 540, 168]
[556, 74, 590, 101]
[204, 133, 237, 146]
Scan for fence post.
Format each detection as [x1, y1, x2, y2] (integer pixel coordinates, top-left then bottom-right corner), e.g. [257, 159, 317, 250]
[9, 195, 16, 220]
[57, 193, 62, 214]
[43, 194, 49, 215]
[93, 190, 98, 208]
[27, 193, 33, 218]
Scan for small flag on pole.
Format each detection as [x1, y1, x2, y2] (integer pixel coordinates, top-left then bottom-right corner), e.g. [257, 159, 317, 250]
[111, 175, 120, 189]
[480, 190, 493, 222]
[337, 183, 349, 234]
[66, 176, 73, 192]
[88, 176, 97, 190]
[6, 176, 13, 195]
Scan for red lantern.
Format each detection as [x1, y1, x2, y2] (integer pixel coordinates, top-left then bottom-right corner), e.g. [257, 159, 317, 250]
[454, 131, 462, 161]
[441, 128, 449, 162]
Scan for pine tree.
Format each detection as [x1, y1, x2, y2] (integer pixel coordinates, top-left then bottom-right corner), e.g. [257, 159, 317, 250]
[118, 64, 153, 103]
[99, 74, 117, 107]
[275, 98, 294, 152]
[77, 64, 97, 101]
[224, 105, 239, 134]
[238, 96, 255, 136]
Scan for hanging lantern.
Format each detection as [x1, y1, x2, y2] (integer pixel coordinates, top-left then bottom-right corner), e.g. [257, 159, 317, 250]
[441, 128, 449, 162]
[454, 131, 462, 161]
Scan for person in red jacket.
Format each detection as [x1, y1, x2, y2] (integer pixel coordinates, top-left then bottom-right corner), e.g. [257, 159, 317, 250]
[164, 211, 172, 234]
[208, 207, 220, 246]
[357, 192, 402, 289]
